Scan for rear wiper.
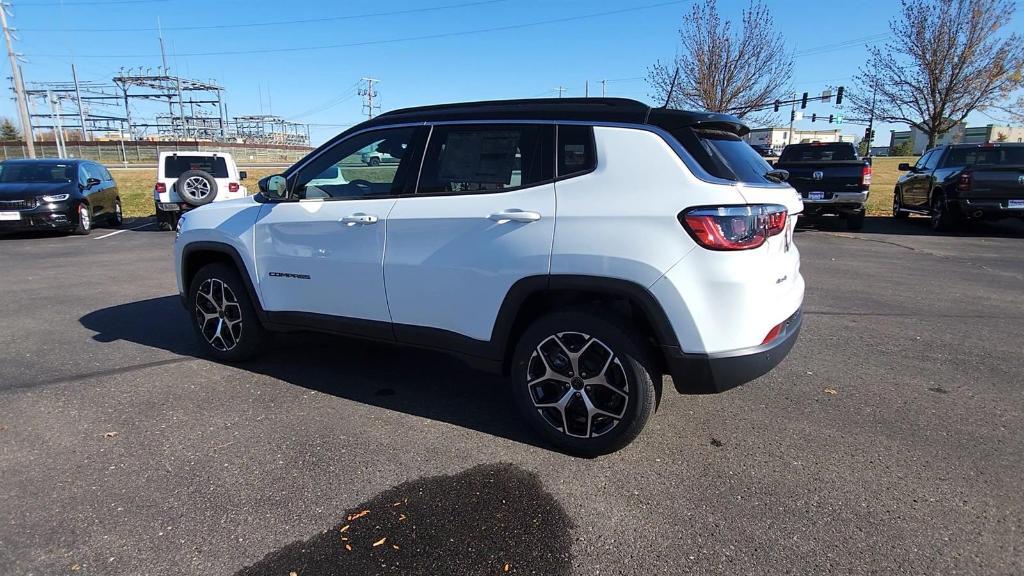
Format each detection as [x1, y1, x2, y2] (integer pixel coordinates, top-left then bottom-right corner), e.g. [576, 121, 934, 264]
[764, 168, 789, 183]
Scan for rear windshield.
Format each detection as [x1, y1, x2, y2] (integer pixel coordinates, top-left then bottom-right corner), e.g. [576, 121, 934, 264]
[780, 144, 857, 162]
[944, 146, 1024, 167]
[163, 156, 229, 179]
[0, 162, 75, 183]
[684, 129, 775, 184]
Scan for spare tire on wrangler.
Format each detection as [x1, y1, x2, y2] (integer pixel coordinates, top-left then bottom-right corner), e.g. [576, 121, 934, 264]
[176, 170, 218, 207]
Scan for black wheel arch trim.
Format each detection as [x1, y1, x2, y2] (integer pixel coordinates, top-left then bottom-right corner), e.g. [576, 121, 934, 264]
[179, 241, 269, 324]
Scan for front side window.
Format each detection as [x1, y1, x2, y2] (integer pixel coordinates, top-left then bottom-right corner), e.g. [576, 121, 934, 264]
[295, 127, 419, 199]
[924, 149, 943, 170]
[417, 124, 553, 195]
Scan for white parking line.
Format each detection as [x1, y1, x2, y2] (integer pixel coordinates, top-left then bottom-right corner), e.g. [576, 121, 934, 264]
[93, 221, 157, 240]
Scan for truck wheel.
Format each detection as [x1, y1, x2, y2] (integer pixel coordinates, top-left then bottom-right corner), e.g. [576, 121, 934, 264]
[188, 263, 267, 362]
[510, 308, 658, 456]
[176, 170, 218, 207]
[930, 192, 958, 232]
[368, 156, 381, 167]
[846, 209, 865, 230]
[892, 189, 908, 219]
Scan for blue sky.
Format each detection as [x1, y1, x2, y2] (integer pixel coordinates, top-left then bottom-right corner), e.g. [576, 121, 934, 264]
[2, 0, 1020, 145]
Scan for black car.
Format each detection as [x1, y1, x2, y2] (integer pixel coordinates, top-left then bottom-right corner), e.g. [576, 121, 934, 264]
[893, 143, 1024, 231]
[749, 143, 775, 157]
[0, 159, 121, 235]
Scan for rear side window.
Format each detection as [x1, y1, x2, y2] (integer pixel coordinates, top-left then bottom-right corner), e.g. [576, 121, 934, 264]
[944, 146, 1024, 167]
[685, 129, 775, 184]
[779, 144, 857, 162]
[557, 124, 596, 177]
[163, 156, 229, 179]
[417, 124, 553, 194]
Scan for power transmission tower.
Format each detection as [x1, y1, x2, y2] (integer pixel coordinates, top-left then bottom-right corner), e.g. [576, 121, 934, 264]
[359, 77, 379, 119]
[1, 3, 34, 156]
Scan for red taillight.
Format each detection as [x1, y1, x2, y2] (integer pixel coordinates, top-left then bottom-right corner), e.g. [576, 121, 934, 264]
[155, 182, 166, 194]
[228, 182, 239, 193]
[958, 172, 972, 192]
[861, 165, 872, 187]
[762, 322, 784, 345]
[681, 204, 788, 251]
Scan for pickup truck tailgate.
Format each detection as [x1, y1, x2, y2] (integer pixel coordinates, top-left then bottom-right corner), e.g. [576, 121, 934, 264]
[780, 162, 866, 194]
[966, 166, 1024, 200]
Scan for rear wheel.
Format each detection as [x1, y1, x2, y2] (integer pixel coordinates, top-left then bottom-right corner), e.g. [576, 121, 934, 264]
[511, 309, 658, 456]
[72, 203, 92, 235]
[846, 209, 865, 230]
[892, 189, 908, 219]
[108, 198, 123, 227]
[368, 156, 381, 167]
[188, 263, 267, 362]
[930, 192, 957, 232]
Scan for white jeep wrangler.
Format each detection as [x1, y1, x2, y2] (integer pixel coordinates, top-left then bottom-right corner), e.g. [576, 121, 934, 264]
[154, 151, 248, 230]
[173, 98, 804, 455]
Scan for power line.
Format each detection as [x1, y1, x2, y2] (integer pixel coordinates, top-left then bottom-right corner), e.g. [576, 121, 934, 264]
[33, 0, 695, 58]
[20, 0, 511, 32]
[15, 0, 171, 5]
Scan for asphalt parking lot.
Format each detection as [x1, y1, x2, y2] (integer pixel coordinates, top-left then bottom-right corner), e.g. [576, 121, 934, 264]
[1, 215, 1023, 575]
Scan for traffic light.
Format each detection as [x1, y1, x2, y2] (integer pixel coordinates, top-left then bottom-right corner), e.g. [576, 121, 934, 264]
[801, 92, 808, 109]
[811, 113, 817, 122]
[828, 114, 834, 124]
[790, 110, 796, 122]
[864, 127, 874, 140]
[774, 100, 780, 112]
[836, 86, 844, 106]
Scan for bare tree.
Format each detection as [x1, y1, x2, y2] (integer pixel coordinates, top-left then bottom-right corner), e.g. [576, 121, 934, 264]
[647, 0, 792, 118]
[851, 0, 1024, 149]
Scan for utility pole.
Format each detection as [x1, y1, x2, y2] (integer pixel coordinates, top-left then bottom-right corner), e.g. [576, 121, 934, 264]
[663, 66, 680, 108]
[359, 77, 379, 118]
[584, 80, 589, 98]
[1, 3, 34, 157]
[71, 63, 88, 142]
[601, 79, 606, 97]
[555, 86, 566, 98]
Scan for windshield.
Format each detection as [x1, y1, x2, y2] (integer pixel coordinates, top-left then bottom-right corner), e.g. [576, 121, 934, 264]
[945, 146, 1024, 167]
[780, 144, 857, 162]
[163, 156, 230, 179]
[0, 163, 75, 184]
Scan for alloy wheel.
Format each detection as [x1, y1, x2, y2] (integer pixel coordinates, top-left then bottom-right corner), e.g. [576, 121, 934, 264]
[79, 204, 90, 230]
[194, 278, 243, 351]
[184, 176, 212, 200]
[526, 332, 629, 438]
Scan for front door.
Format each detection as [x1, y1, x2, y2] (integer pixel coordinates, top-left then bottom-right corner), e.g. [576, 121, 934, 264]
[253, 126, 425, 335]
[385, 123, 556, 346]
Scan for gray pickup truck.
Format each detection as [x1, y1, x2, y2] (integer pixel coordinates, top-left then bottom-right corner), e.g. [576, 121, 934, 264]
[774, 142, 871, 230]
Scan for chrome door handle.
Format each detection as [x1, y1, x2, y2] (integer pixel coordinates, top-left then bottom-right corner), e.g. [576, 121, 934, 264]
[488, 209, 541, 223]
[341, 213, 379, 225]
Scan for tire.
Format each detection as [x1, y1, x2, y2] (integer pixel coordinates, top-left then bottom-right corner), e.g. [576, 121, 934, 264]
[187, 263, 267, 362]
[176, 170, 218, 207]
[368, 156, 381, 167]
[72, 202, 92, 235]
[510, 308, 658, 456]
[930, 192, 957, 232]
[108, 198, 123, 227]
[892, 189, 908, 219]
[846, 209, 865, 230]
[156, 207, 179, 231]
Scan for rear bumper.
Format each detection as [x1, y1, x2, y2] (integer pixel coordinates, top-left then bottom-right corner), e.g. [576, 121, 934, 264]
[800, 191, 868, 214]
[665, 308, 802, 394]
[954, 198, 1024, 218]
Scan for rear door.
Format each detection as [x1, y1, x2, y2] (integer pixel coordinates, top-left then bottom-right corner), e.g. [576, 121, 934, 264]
[253, 126, 425, 333]
[384, 123, 556, 346]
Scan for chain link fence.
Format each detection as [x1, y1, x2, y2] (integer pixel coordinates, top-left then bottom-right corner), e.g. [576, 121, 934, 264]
[0, 140, 314, 165]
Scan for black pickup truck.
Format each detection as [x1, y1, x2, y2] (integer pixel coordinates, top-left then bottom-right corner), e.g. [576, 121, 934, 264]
[893, 143, 1024, 231]
[774, 142, 872, 230]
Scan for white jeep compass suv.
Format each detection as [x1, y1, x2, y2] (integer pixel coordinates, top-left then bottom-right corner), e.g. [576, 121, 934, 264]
[173, 98, 804, 455]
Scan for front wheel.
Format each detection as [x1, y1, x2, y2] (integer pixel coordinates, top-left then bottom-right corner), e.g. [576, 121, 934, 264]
[72, 203, 92, 235]
[511, 309, 658, 456]
[188, 263, 267, 362]
[892, 190, 908, 219]
[368, 156, 381, 167]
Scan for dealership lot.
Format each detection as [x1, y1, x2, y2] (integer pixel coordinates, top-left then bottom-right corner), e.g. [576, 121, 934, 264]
[1, 217, 1022, 575]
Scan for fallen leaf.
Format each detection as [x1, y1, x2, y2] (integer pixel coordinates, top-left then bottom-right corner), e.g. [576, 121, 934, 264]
[503, 562, 511, 572]
[824, 388, 838, 395]
[289, 572, 298, 576]
[345, 544, 352, 551]
[373, 537, 387, 547]
[104, 431, 119, 438]
[70, 564, 81, 572]
[398, 514, 407, 521]
[391, 501, 403, 507]
[341, 536, 348, 542]
[392, 544, 400, 550]
[347, 510, 370, 521]
[339, 525, 349, 533]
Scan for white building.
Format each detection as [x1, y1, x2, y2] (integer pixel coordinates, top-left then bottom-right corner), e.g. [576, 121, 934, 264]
[745, 128, 857, 154]
[889, 124, 1024, 155]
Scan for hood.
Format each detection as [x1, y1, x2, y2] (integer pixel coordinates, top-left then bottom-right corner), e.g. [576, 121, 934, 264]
[0, 182, 75, 200]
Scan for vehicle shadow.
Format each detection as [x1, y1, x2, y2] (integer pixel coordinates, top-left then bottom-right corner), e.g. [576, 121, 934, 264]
[797, 214, 1024, 238]
[79, 295, 547, 450]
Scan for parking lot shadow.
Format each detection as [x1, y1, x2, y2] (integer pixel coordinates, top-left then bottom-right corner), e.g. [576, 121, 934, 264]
[233, 462, 573, 576]
[797, 214, 1024, 238]
[80, 296, 545, 449]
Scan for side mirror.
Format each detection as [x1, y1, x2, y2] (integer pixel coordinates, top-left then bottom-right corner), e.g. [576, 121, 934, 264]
[238, 170, 247, 180]
[85, 177, 101, 189]
[898, 163, 913, 172]
[259, 174, 290, 200]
